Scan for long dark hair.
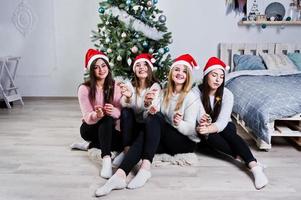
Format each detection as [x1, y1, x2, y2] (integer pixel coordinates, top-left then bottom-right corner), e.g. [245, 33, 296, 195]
[82, 58, 115, 106]
[131, 62, 159, 95]
[198, 73, 224, 122]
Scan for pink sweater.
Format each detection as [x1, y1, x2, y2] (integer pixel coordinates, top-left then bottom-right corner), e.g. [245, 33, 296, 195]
[78, 83, 122, 129]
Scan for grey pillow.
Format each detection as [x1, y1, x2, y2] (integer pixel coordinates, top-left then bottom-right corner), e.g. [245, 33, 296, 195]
[260, 53, 298, 71]
[233, 54, 266, 71]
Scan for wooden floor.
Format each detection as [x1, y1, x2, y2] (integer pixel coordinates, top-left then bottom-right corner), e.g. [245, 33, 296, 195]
[0, 99, 300, 200]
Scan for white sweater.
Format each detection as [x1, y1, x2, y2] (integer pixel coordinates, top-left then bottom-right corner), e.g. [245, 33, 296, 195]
[192, 86, 233, 133]
[120, 82, 161, 123]
[160, 90, 201, 142]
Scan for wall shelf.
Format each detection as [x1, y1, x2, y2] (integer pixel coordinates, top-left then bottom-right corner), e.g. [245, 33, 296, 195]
[238, 20, 301, 26]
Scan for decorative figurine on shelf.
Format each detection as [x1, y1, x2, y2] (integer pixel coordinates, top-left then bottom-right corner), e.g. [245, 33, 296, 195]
[248, 0, 260, 21]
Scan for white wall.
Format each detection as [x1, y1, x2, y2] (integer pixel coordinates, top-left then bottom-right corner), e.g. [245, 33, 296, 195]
[0, 0, 300, 96]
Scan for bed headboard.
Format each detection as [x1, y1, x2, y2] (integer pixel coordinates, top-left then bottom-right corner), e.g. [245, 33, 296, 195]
[219, 43, 275, 72]
[220, 43, 301, 72]
[275, 43, 301, 54]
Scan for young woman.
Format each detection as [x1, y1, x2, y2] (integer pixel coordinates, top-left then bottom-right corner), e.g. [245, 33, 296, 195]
[78, 49, 123, 179]
[112, 53, 161, 167]
[149, 54, 201, 156]
[95, 53, 161, 197]
[194, 56, 268, 190]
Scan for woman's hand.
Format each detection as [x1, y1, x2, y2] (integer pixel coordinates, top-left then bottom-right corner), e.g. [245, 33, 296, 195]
[119, 82, 132, 98]
[148, 106, 158, 115]
[173, 112, 183, 126]
[199, 114, 212, 127]
[95, 105, 104, 119]
[196, 124, 210, 135]
[144, 89, 157, 107]
[103, 103, 114, 116]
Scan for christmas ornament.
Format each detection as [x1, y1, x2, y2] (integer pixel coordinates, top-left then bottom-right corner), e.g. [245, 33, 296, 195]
[98, 7, 105, 14]
[261, 24, 267, 29]
[142, 41, 149, 48]
[131, 46, 138, 53]
[127, 58, 132, 66]
[109, 62, 114, 67]
[159, 15, 166, 23]
[149, 48, 154, 54]
[117, 55, 122, 61]
[105, 21, 110, 25]
[121, 32, 127, 38]
[107, 48, 112, 53]
[126, 0, 131, 6]
[153, 0, 158, 4]
[164, 47, 169, 53]
[158, 48, 164, 54]
[105, 38, 110, 43]
[147, 1, 153, 7]
[133, 5, 139, 11]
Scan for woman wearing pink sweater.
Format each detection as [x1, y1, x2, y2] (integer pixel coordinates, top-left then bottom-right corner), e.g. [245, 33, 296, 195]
[78, 49, 123, 179]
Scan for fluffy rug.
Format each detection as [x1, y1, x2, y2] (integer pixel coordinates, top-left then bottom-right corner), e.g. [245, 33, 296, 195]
[87, 148, 199, 167]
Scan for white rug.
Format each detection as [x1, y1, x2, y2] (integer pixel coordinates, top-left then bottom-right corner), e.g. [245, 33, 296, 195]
[87, 148, 199, 167]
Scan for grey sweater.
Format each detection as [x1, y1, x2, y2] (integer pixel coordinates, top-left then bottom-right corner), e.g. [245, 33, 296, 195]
[192, 86, 234, 133]
[160, 90, 201, 142]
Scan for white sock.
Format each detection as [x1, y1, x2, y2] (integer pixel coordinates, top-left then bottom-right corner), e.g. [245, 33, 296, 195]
[127, 169, 151, 189]
[251, 165, 268, 189]
[112, 152, 125, 167]
[100, 157, 112, 179]
[95, 174, 126, 197]
[70, 141, 89, 151]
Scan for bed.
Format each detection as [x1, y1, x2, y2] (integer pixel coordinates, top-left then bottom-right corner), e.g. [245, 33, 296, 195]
[219, 43, 301, 150]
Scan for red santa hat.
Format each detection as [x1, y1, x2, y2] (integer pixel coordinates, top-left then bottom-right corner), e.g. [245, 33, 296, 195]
[85, 49, 109, 71]
[203, 57, 230, 77]
[133, 53, 156, 72]
[171, 54, 199, 71]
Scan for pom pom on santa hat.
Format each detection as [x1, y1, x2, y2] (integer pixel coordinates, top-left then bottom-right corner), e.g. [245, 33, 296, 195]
[133, 53, 156, 72]
[203, 56, 230, 77]
[171, 54, 199, 71]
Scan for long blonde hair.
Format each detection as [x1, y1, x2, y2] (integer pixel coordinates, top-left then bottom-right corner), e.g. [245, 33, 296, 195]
[163, 65, 192, 111]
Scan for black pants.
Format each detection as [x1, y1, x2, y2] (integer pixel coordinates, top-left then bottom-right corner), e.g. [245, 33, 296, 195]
[120, 108, 144, 148]
[200, 122, 256, 165]
[155, 112, 197, 155]
[80, 116, 122, 158]
[119, 113, 162, 175]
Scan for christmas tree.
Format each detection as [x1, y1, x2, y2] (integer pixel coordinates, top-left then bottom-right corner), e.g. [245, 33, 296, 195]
[91, 0, 173, 81]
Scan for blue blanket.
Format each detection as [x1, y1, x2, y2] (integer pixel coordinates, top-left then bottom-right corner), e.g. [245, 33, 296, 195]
[225, 70, 301, 143]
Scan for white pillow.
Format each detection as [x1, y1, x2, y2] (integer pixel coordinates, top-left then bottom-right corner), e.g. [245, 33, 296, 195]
[260, 53, 297, 71]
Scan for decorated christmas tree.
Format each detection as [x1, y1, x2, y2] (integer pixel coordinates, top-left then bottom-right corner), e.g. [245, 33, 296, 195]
[91, 0, 173, 81]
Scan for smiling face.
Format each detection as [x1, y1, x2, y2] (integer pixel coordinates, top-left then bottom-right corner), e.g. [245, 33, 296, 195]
[93, 58, 109, 80]
[134, 61, 149, 79]
[207, 69, 224, 91]
[171, 64, 187, 85]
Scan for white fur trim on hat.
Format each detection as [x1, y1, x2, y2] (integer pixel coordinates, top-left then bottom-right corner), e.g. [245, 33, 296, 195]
[203, 64, 226, 77]
[133, 58, 154, 72]
[87, 54, 109, 70]
[171, 60, 193, 71]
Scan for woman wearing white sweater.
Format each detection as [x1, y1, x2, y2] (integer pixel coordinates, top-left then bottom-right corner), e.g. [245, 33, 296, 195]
[113, 53, 161, 166]
[147, 54, 201, 155]
[194, 56, 268, 190]
[95, 53, 161, 197]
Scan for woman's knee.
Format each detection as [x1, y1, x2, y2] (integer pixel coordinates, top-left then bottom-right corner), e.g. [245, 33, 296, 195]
[145, 112, 162, 124]
[224, 122, 237, 134]
[101, 115, 114, 126]
[121, 107, 134, 119]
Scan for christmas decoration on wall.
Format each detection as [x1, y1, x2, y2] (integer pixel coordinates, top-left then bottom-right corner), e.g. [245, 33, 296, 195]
[91, 0, 173, 81]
